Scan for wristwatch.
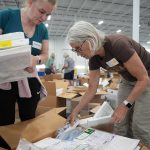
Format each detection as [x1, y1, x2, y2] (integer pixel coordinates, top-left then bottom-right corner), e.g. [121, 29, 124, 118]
[123, 100, 133, 109]
[37, 55, 41, 64]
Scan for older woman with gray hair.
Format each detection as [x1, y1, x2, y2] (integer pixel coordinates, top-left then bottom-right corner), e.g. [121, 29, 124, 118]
[66, 21, 150, 148]
[62, 52, 75, 86]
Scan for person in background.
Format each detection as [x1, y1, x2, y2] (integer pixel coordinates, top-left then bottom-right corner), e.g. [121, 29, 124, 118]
[45, 52, 56, 74]
[0, 0, 57, 126]
[62, 53, 75, 86]
[66, 21, 150, 148]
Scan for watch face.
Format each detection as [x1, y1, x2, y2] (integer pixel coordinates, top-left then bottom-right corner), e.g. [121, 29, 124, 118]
[126, 103, 132, 108]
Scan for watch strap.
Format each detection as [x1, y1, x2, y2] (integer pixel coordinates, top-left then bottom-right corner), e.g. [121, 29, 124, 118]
[123, 100, 132, 108]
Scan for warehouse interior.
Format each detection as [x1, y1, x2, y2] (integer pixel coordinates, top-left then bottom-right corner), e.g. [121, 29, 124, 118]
[0, 0, 150, 149]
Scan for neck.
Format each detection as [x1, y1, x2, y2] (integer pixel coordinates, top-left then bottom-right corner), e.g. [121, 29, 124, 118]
[95, 47, 105, 57]
[21, 8, 35, 26]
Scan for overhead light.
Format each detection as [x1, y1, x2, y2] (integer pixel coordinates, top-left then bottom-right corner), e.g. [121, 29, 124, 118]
[147, 41, 150, 44]
[47, 15, 51, 20]
[116, 29, 122, 33]
[45, 23, 49, 28]
[98, 21, 104, 25]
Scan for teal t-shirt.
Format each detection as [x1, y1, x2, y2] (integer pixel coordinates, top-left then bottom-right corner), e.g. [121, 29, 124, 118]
[0, 8, 49, 56]
[45, 58, 54, 68]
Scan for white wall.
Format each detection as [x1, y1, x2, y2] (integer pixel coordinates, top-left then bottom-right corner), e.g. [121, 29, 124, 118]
[48, 38, 150, 74]
[143, 44, 150, 53]
[48, 37, 89, 74]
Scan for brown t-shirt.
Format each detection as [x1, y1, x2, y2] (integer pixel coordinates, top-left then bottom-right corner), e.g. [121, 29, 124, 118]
[89, 35, 150, 81]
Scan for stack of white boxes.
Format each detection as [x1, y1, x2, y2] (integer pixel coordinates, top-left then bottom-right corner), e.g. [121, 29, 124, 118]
[0, 32, 31, 84]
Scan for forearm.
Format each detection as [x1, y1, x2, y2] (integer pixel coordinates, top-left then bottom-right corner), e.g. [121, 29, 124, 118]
[73, 87, 97, 114]
[39, 53, 48, 64]
[62, 64, 68, 69]
[35, 53, 48, 65]
[38, 40, 48, 64]
[127, 76, 150, 103]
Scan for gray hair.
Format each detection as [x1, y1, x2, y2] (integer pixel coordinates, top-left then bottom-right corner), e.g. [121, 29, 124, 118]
[50, 52, 55, 58]
[63, 52, 69, 58]
[66, 21, 105, 51]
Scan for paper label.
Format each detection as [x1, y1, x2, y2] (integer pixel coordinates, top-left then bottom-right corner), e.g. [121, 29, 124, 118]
[32, 41, 42, 50]
[0, 40, 12, 48]
[106, 58, 119, 67]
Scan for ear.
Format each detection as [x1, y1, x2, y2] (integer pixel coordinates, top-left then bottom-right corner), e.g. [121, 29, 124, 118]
[87, 38, 94, 51]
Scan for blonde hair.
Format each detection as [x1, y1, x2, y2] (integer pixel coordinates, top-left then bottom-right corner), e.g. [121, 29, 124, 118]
[25, 0, 57, 7]
[66, 21, 105, 51]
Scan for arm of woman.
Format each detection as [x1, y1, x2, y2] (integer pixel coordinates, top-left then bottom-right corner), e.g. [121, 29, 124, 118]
[112, 52, 150, 123]
[69, 69, 100, 125]
[38, 40, 49, 64]
[25, 40, 49, 73]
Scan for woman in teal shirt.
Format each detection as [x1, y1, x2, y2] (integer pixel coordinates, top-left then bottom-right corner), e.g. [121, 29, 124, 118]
[45, 52, 56, 74]
[0, 0, 57, 126]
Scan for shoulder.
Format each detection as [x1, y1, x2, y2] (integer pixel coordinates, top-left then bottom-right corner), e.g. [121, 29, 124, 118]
[107, 35, 135, 62]
[37, 23, 48, 32]
[0, 8, 19, 15]
[107, 34, 130, 46]
[37, 23, 48, 39]
[0, 8, 20, 30]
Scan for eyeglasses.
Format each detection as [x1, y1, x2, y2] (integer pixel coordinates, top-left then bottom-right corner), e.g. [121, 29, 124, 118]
[72, 40, 86, 53]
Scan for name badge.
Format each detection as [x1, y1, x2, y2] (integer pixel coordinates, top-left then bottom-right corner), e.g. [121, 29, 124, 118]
[32, 41, 42, 50]
[106, 58, 119, 67]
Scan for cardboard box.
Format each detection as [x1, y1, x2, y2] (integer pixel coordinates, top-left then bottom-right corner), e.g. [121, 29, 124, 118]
[69, 97, 101, 117]
[39, 81, 69, 108]
[57, 93, 79, 115]
[54, 80, 68, 93]
[79, 77, 89, 85]
[108, 78, 120, 90]
[0, 108, 66, 150]
[43, 74, 63, 81]
[73, 86, 88, 93]
[78, 90, 107, 97]
[52, 73, 63, 80]
[90, 105, 101, 114]
[43, 75, 53, 81]
[36, 106, 52, 116]
[39, 81, 57, 108]
[90, 95, 105, 104]
[140, 144, 149, 150]
[42, 80, 68, 95]
[38, 96, 57, 108]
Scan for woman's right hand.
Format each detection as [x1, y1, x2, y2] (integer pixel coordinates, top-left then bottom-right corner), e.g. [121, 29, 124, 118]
[24, 66, 35, 73]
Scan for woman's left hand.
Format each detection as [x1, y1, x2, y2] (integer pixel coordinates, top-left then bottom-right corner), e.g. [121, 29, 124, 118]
[112, 104, 128, 124]
[24, 66, 35, 73]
